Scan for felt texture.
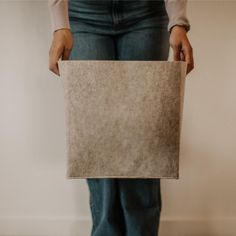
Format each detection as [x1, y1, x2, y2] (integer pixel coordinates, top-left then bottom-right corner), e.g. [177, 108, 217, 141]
[58, 60, 187, 179]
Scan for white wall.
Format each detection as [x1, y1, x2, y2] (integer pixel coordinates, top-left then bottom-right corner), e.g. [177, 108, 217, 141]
[161, 1, 236, 235]
[0, 1, 235, 236]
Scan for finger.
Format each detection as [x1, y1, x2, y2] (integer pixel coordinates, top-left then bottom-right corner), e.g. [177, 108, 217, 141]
[49, 56, 59, 76]
[49, 56, 60, 76]
[49, 45, 64, 76]
[184, 47, 194, 74]
[173, 44, 182, 61]
[54, 62, 60, 76]
[62, 47, 72, 60]
[180, 50, 185, 61]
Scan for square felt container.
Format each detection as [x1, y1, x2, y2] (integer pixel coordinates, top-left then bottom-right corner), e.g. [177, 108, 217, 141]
[58, 60, 187, 179]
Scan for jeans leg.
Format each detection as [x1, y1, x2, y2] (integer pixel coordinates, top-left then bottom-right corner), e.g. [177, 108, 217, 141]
[116, 24, 170, 61]
[68, 32, 116, 60]
[115, 18, 170, 236]
[68, 28, 126, 236]
[118, 178, 162, 236]
[86, 178, 125, 236]
[68, 2, 170, 236]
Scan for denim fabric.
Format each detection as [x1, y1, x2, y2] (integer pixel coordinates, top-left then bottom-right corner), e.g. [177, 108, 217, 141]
[68, 1, 170, 235]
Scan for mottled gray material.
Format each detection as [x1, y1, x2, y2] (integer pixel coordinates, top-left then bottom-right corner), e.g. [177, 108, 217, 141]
[58, 60, 187, 179]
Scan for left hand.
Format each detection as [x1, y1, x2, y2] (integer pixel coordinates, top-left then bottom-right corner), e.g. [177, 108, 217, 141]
[169, 25, 194, 75]
[49, 28, 73, 76]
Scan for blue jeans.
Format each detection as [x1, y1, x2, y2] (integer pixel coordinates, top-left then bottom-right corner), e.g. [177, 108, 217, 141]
[68, 1, 170, 235]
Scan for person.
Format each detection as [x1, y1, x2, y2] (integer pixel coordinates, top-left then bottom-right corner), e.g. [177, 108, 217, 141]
[48, 1, 194, 235]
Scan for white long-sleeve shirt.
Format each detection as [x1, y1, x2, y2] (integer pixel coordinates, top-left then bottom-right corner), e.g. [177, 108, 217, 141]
[48, 0, 191, 34]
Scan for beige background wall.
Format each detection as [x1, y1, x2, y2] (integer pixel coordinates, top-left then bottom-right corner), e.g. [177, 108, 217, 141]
[0, 1, 235, 236]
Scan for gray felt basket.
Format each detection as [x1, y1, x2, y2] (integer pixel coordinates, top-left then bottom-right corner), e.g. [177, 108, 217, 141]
[58, 60, 187, 179]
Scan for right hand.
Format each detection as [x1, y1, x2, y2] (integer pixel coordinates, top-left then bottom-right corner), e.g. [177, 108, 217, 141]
[169, 25, 194, 75]
[49, 28, 73, 76]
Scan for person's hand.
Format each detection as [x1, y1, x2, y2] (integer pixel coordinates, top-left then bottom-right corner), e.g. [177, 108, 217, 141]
[49, 28, 73, 76]
[169, 25, 194, 75]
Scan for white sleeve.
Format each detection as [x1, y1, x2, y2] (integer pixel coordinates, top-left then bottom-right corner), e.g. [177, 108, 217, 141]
[48, 0, 71, 33]
[164, 0, 191, 33]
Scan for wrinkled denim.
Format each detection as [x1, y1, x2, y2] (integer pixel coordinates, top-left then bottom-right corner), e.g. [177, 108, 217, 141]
[68, 1, 170, 235]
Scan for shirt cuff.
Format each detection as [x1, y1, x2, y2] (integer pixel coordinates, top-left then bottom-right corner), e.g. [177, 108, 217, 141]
[168, 22, 191, 33]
